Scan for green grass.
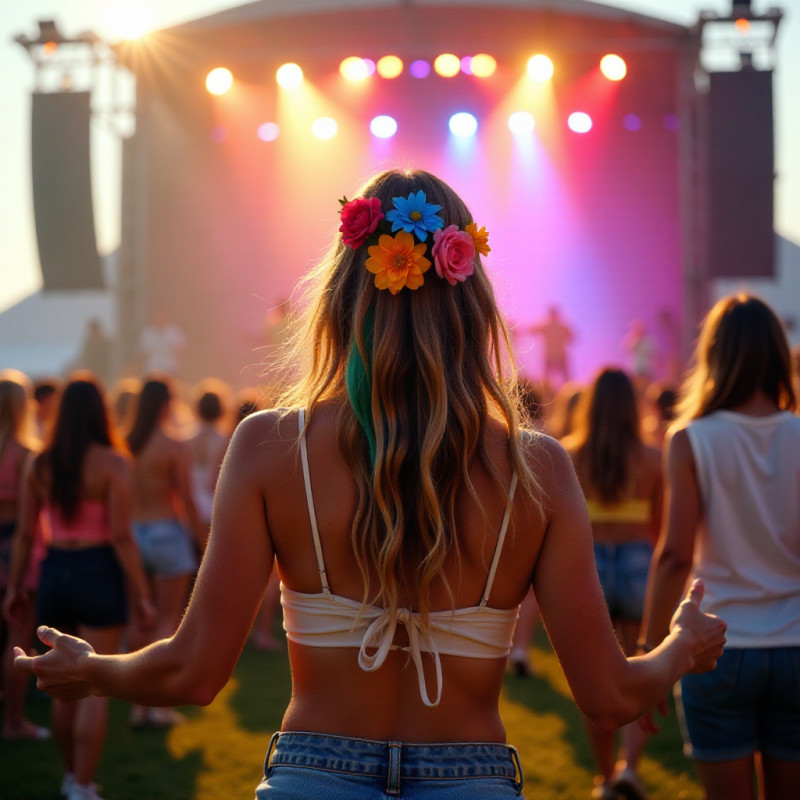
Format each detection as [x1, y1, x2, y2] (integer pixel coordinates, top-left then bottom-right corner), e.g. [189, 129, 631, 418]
[1, 629, 703, 799]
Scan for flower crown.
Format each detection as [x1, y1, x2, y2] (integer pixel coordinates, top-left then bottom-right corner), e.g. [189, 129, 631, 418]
[338, 190, 490, 294]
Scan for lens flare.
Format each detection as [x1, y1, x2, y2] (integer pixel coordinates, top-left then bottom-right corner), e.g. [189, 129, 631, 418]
[206, 68, 233, 95]
[527, 54, 554, 82]
[276, 63, 303, 90]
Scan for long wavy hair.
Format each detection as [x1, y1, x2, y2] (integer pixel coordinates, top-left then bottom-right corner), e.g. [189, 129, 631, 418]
[274, 168, 540, 627]
[568, 368, 641, 504]
[43, 376, 118, 523]
[127, 379, 171, 456]
[676, 293, 796, 424]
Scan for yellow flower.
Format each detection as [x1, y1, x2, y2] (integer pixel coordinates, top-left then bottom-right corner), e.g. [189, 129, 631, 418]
[365, 231, 431, 294]
[465, 223, 491, 256]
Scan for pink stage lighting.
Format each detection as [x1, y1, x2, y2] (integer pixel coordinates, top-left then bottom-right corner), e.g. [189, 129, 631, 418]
[409, 60, 431, 78]
[434, 54, 461, 78]
[600, 54, 627, 81]
[370, 115, 398, 139]
[567, 112, 593, 133]
[377, 55, 403, 79]
[206, 67, 233, 95]
[449, 112, 478, 137]
[340, 57, 369, 82]
[257, 122, 280, 142]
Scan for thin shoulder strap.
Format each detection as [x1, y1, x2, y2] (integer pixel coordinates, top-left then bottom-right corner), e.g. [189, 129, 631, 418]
[298, 408, 331, 595]
[480, 472, 519, 607]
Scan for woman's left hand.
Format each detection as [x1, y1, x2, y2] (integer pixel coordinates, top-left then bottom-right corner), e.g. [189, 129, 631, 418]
[13, 626, 96, 703]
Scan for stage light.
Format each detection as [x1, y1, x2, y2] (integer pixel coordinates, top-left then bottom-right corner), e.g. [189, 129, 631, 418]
[362, 58, 376, 76]
[377, 55, 403, 79]
[527, 54, 554, 82]
[434, 54, 461, 78]
[600, 54, 627, 81]
[622, 113, 642, 132]
[735, 17, 751, 33]
[340, 57, 369, 82]
[312, 117, 338, 140]
[257, 122, 280, 142]
[567, 112, 593, 134]
[470, 54, 497, 78]
[460, 56, 473, 75]
[276, 63, 303, 90]
[410, 60, 431, 79]
[42, 41, 58, 56]
[449, 112, 478, 137]
[508, 111, 536, 135]
[370, 115, 398, 139]
[206, 67, 233, 95]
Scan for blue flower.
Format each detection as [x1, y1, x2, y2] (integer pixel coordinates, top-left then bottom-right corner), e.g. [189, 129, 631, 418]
[385, 190, 444, 242]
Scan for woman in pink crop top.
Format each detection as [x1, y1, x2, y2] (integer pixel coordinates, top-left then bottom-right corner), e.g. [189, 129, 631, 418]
[15, 171, 724, 799]
[4, 375, 154, 800]
[562, 368, 662, 799]
[0, 370, 47, 742]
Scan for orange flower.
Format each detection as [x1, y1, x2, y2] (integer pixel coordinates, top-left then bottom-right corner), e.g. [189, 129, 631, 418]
[465, 222, 491, 256]
[365, 231, 431, 294]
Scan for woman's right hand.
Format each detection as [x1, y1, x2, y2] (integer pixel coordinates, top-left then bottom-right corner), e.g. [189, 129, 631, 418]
[669, 579, 727, 674]
[13, 626, 96, 703]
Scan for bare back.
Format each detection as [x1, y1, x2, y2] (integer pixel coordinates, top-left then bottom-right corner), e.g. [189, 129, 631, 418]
[249, 403, 552, 742]
[130, 429, 190, 521]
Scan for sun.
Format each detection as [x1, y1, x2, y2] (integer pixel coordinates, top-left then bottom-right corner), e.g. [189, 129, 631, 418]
[103, 5, 155, 41]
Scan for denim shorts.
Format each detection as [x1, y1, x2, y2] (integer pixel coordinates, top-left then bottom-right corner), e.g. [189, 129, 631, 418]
[133, 519, 197, 578]
[37, 545, 128, 629]
[676, 647, 800, 762]
[255, 731, 525, 798]
[592, 540, 652, 622]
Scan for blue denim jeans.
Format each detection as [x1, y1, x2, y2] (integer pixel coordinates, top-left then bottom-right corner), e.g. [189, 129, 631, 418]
[255, 731, 525, 798]
[676, 647, 800, 762]
[593, 540, 653, 621]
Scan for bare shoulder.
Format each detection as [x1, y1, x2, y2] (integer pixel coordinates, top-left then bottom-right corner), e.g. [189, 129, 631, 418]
[88, 444, 129, 476]
[522, 431, 579, 511]
[223, 408, 299, 477]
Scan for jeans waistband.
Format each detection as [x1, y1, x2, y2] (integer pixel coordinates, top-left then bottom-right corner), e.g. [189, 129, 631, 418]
[266, 731, 523, 796]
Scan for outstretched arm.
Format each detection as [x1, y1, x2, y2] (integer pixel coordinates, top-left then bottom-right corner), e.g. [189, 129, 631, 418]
[530, 438, 724, 731]
[640, 428, 699, 650]
[15, 414, 274, 706]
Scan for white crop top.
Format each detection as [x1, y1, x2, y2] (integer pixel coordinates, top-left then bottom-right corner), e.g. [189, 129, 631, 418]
[281, 409, 520, 707]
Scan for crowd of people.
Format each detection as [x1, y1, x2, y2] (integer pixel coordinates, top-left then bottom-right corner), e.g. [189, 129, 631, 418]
[0, 168, 797, 800]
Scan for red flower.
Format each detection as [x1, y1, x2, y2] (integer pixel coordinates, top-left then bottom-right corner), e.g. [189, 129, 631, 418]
[339, 197, 385, 249]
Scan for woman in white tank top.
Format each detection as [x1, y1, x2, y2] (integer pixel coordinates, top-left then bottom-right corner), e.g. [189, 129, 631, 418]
[13, 169, 725, 799]
[642, 294, 800, 800]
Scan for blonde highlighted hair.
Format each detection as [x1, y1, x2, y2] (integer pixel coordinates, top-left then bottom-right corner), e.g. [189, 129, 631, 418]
[273, 168, 540, 627]
[676, 293, 796, 425]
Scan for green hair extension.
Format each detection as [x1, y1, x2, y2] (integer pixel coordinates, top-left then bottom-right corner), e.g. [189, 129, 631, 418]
[345, 306, 376, 466]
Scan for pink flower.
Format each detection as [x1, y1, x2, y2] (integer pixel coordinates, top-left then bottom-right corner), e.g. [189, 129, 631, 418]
[339, 197, 384, 249]
[431, 225, 475, 285]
